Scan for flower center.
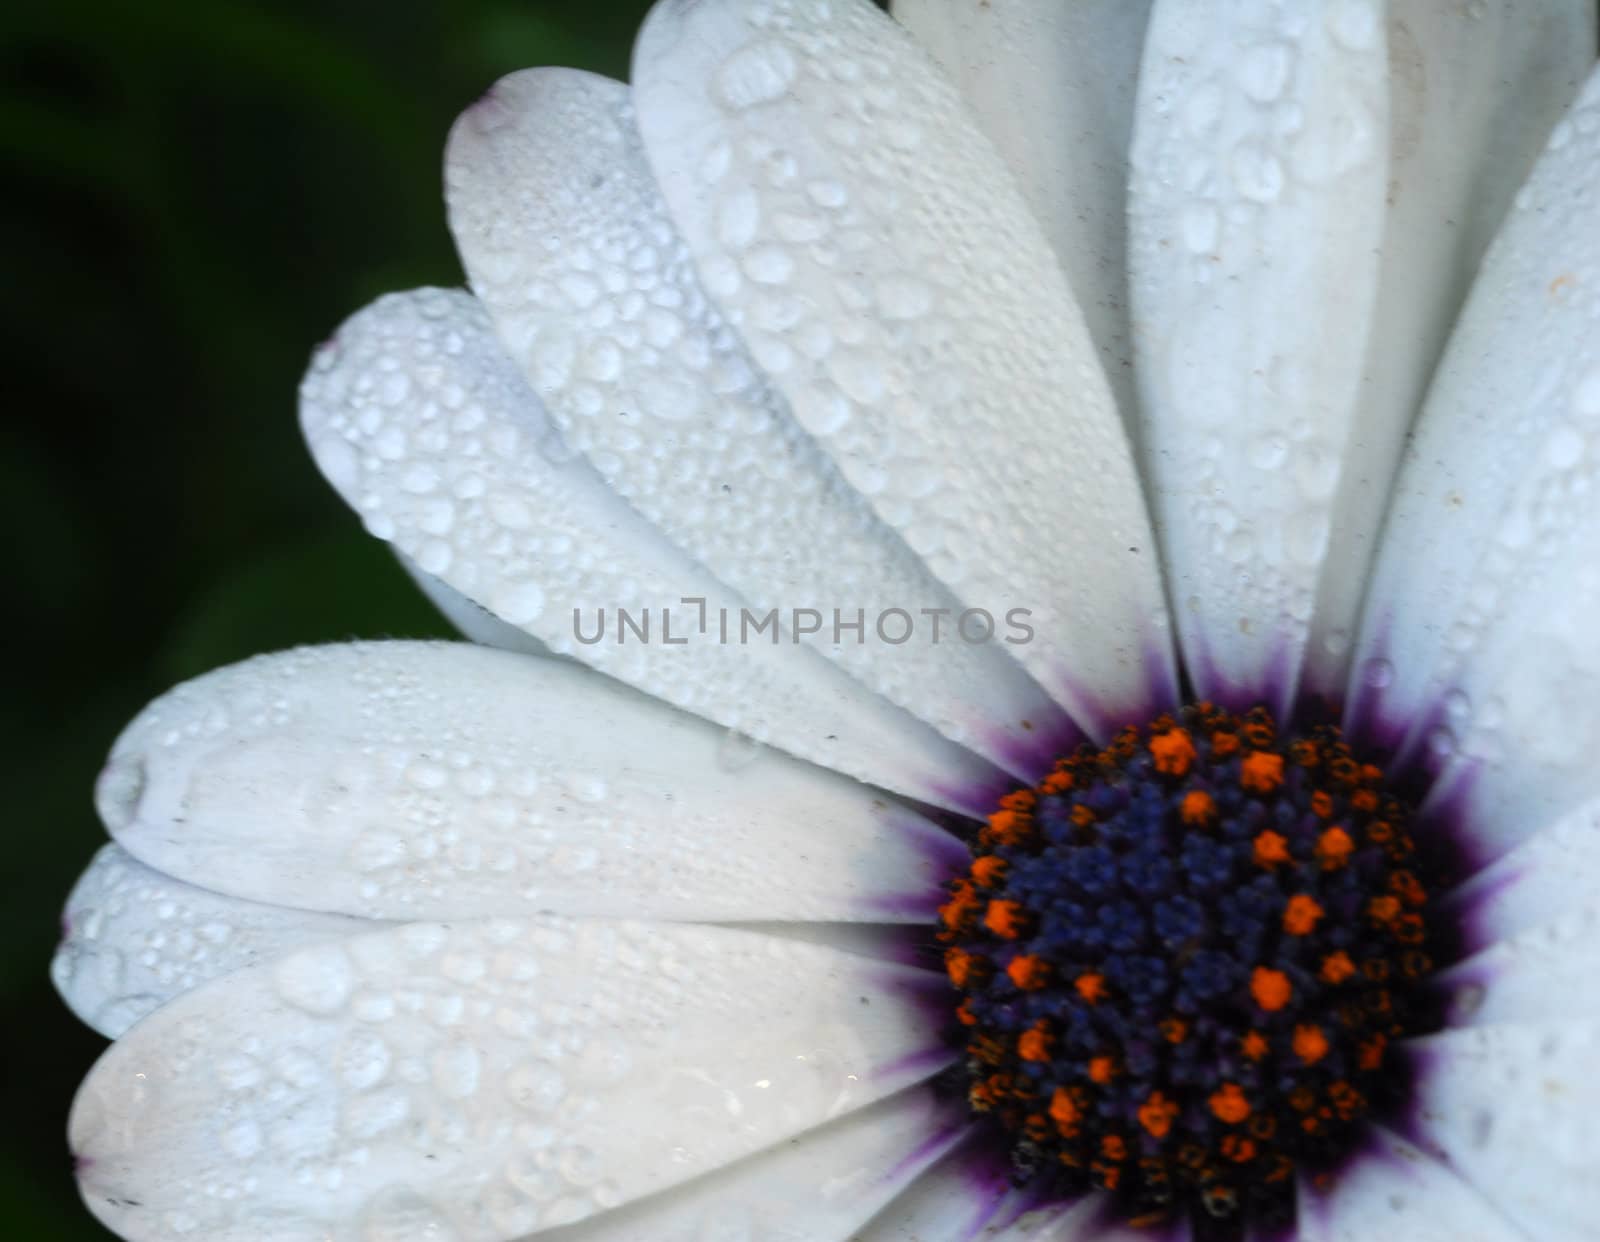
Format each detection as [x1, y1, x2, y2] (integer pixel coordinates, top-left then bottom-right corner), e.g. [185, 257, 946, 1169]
[937, 703, 1441, 1232]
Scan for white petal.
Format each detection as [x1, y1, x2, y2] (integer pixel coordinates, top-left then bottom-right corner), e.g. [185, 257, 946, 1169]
[891, 0, 1154, 435]
[853, 1153, 1156, 1242]
[1437, 900, 1600, 1026]
[300, 286, 1000, 809]
[848, 1142, 1007, 1242]
[1129, 0, 1390, 710]
[525, 1087, 964, 1242]
[97, 641, 967, 922]
[632, 0, 1176, 740]
[1132, 4, 1597, 708]
[445, 67, 1065, 777]
[1350, 66, 1600, 855]
[53, 844, 369, 1039]
[1301, 0, 1598, 698]
[1444, 794, 1600, 948]
[72, 917, 951, 1242]
[1406, 1022, 1600, 1240]
[397, 551, 552, 656]
[1298, 1126, 1524, 1242]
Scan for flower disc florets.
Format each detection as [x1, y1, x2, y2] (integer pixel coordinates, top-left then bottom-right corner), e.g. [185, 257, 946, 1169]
[938, 703, 1441, 1232]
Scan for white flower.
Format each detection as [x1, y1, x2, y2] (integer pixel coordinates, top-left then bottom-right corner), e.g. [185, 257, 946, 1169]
[53, 1, 1600, 1239]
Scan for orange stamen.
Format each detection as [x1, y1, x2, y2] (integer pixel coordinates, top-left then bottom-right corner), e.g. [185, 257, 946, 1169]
[1000, 789, 1037, 812]
[983, 808, 1029, 846]
[970, 855, 1006, 887]
[1283, 894, 1325, 936]
[1241, 1030, 1270, 1061]
[1088, 1055, 1117, 1084]
[1210, 1083, 1252, 1124]
[1253, 830, 1291, 869]
[1150, 728, 1197, 777]
[1018, 1024, 1052, 1062]
[1006, 954, 1047, 991]
[1050, 1086, 1081, 1133]
[1180, 789, 1216, 826]
[1251, 966, 1293, 1012]
[1138, 1091, 1180, 1139]
[939, 880, 978, 930]
[1390, 870, 1427, 907]
[1040, 768, 1074, 794]
[1320, 951, 1357, 985]
[1367, 895, 1402, 925]
[984, 899, 1024, 939]
[1293, 1024, 1330, 1065]
[1221, 1134, 1257, 1163]
[1075, 972, 1107, 1004]
[1315, 826, 1355, 869]
[1241, 751, 1285, 793]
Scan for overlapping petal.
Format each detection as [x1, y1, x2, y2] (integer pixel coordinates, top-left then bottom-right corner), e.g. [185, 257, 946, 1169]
[445, 66, 1066, 776]
[1351, 65, 1600, 858]
[891, 0, 1154, 431]
[1406, 1021, 1600, 1240]
[632, 0, 1177, 740]
[53, 845, 370, 1038]
[94, 640, 965, 923]
[1445, 794, 1600, 949]
[1302, 0, 1596, 699]
[398, 552, 552, 655]
[300, 286, 1001, 809]
[1131, 0, 1595, 709]
[1297, 1128, 1524, 1242]
[71, 917, 949, 1242]
[529, 1087, 963, 1242]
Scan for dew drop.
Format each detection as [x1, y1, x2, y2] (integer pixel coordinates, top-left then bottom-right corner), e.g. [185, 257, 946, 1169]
[714, 40, 798, 111]
[1231, 142, 1285, 204]
[274, 945, 355, 1015]
[1239, 42, 1292, 103]
[1360, 658, 1394, 689]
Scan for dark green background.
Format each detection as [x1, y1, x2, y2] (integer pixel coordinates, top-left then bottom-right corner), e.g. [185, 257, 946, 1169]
[3, 3, 662, 1235]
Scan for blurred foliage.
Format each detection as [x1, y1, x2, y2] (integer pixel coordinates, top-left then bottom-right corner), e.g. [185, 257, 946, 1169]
[0, 1, 652, 1235]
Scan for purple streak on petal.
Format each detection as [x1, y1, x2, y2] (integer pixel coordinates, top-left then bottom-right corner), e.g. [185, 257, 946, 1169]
[1178, 625, 1297, 720]
[858, 801, 969, 922]
[872, 1044, 955, 1086]
[1430, 957, 1496, 1031]
[981, 704, 1082, 785]
[1440, 857, 1525, 955]
[878, 961, 956, 1028]
[926, 763, 1020, 820]
[1387, 1040, 1450, 1159]
[882, 1100, 971, 1186]
[1340, 613, 1433, 765]
[1414, 755, 1491, 890]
